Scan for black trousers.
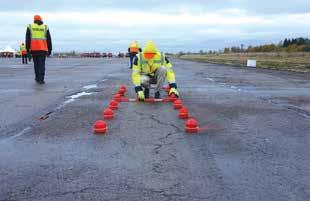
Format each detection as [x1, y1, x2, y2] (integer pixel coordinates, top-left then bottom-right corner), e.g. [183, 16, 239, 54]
[129, 52, 138, 69]
[32, 55, 46, 82]
[22, 55, 28, 64]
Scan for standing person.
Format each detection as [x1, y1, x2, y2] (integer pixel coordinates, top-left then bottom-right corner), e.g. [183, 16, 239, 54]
[20, 43, 27, 64]
[131, 40, 179, 100]
[26, 14, 52, 84]
[128, 40, 141, 69]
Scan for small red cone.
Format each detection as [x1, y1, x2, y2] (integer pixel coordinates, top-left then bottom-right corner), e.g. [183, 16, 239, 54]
[169, 94, 177, 102]
[93, 120, 107, 134]
[185, 118, 199, 134]
[179, 107, 189, 119]
[103, 108, 114, 120]
[120, 85, 127, 92]
[165, 85, 171, 93]
[114, 94, 122, 102]
[109, 100, 119, 110]
[173, 99, 183, 110]
[118, 88, 126, 96]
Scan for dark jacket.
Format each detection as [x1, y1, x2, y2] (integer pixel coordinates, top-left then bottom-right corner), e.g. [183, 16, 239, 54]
[26, 20, 52, 56]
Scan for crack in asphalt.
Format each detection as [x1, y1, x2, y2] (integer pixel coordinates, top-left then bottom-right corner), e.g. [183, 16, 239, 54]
[149, 114, 182, 132]
[133, 110, 182, 132]
[157, 132, 178, 141]
[153, 142, 173, 154]
[153, 144, 163, 154]
[260, 97, 310, 118]
[287, 106, 310, 118]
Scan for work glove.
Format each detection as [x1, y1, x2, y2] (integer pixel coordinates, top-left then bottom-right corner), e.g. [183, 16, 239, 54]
[137, 90, 145, 101]
[169, 88, 179, 97]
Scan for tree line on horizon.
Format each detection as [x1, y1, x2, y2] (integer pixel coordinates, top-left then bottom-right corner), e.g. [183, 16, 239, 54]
[177, 37, 310, 55]
[223, 37, 310, 53]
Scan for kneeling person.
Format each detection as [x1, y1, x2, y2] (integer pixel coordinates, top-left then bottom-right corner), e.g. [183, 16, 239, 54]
[132, 41, 179, 101]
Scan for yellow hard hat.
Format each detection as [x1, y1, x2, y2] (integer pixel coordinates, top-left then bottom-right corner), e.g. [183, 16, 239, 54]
[130, 40, 139, 48]
[143, 41, 158, 54]
[143, 41, 158, 59]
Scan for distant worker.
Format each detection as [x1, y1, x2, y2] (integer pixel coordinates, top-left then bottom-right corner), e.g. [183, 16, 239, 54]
[20, 43, 27, 64]
[26, 15, 52, 84]
[132, 41, 179, 100]
[128, 40, 141, 69]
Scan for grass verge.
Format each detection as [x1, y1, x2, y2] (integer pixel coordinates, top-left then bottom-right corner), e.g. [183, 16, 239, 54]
[178, 52, 310, 73]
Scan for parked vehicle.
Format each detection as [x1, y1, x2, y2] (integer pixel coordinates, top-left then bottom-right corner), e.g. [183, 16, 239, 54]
[118, 52, 125, 58]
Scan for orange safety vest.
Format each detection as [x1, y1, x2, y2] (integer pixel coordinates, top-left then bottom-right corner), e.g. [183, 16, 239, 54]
[129, 47, 139, 53]
[20, 44, 27, 55]
[129, 41, 139, 53]
[28, 23, 48, 51]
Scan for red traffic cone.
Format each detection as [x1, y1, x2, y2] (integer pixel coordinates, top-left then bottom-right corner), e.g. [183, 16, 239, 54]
[169, 94, 177, 102]
[165, 85, 171, 93]
[93, 120, 107, 134]
[173, 99, 183, 110]
[114, 94, 122, 102]
[118, 88, 126, 96]
[103, 108, 114, 120]
[185, 118, 199, 134]
[109, 100, 119, 110]
[120, 85, 127, 92]
[179, 107, 189, 119]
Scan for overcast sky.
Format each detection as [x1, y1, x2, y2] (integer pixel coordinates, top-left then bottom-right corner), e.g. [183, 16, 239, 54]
[1, 0, 309, 53]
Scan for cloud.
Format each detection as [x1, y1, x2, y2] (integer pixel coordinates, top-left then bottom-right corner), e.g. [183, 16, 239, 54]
[0, 6, 309, 52]
[1, 0, 310, 14]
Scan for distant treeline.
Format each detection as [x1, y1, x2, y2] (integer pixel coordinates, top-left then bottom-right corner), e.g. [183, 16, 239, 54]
[224, 37, 310, 53]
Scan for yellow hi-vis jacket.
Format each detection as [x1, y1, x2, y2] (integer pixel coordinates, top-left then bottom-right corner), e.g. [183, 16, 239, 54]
[131, 52, 176, 87]
[20, 44, 27, 55]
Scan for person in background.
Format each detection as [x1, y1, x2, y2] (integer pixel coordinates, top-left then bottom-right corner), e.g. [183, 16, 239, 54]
[128, 40, 142, 69]
[26, 14, 52, 84]
[20, 43, 27, 64]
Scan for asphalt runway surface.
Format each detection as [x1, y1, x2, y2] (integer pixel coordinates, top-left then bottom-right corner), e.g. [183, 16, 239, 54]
[0, 58, 309, 201]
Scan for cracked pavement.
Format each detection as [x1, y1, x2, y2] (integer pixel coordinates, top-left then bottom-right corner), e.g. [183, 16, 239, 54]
[0, 58, 310, 201]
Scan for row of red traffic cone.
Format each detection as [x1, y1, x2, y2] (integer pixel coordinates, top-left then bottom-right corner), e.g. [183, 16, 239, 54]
[93, 85, 200, 134]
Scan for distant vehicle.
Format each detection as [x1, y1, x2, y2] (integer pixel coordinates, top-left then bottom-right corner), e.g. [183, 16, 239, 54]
[125, 53, 130, 57]
[89, 52, 101, 58]
[81, 53, 90, 57]
[0, 46, 16, 58]
[58, 54, 68, 58]
[102, 53, 107, 58]
[108, 53, 113, 57]
[118, 52, 125, 58]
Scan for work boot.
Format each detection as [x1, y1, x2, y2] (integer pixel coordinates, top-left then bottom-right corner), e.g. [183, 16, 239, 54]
[144, 88, 150, 98]
[155, 91, 161, 99]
